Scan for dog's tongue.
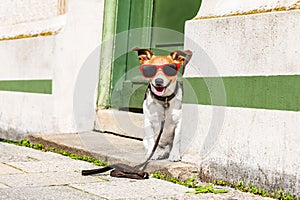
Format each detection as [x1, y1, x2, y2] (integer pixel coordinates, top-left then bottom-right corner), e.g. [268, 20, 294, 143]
[155, 86, 165, 96]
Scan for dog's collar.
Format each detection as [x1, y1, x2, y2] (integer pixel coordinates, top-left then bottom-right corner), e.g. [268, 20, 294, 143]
[148, 82, 179, 108]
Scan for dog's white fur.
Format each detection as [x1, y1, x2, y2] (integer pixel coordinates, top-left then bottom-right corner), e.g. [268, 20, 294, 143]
[133, 48, 192, 161]
[143, 81, 183, 161]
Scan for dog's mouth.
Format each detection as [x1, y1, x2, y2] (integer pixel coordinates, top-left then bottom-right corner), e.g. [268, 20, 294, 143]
[153, 86, 166, 96]
[151, 81, 171, 96]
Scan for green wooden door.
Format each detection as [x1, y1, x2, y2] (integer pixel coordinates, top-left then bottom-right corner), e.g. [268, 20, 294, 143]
[110, 0, 201, 112]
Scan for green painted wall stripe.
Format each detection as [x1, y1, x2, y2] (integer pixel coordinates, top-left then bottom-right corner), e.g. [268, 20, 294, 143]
[183, 75, 300, 111]
[0, 80, 52, 94]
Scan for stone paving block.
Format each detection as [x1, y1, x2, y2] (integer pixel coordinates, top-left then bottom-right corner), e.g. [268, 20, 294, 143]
[70, 175, 193, 199]
[0, 143, 68, 162]
[0, 162, 24, 175]
[0, 182, 10, 189]
[6, 160, 95, 173]
[0, 171, 102, 188]
[0, 185, 104, 200]
[70, 175, 272, 200]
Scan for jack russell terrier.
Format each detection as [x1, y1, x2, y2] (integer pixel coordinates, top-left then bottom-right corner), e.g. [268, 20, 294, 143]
[133, 47, 192, 161]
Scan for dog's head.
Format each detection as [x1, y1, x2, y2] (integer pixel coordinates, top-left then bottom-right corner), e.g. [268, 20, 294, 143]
[133, 47, 192, 96]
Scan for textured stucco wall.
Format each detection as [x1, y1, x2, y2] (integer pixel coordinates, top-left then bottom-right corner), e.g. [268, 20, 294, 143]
[0, 0, 68, 40]
[183, 7, 300, 196]
[0, 0, 104, 140]
[0, 0, 58, 25]
[196, 0, 300, 18]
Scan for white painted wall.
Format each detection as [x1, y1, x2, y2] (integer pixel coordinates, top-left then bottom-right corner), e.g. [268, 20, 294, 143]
[0, 0, 66, 40]
[184, 4, 300, 196]
[0, 0, 58, 25]
[185, 10, 300, 77]
[197, 0, 299, 18]
[0, 0, 104, 140]
[180, 104, 299, 195]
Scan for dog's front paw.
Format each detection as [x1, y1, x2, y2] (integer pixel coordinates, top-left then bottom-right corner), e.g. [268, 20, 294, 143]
[150, 147, 169, 160]
[168, 153, 181, 162]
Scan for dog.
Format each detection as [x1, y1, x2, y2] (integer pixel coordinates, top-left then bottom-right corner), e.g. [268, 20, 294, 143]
[133, 47, 192, 161]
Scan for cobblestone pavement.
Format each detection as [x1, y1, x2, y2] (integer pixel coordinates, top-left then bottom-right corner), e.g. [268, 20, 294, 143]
[0, 142, 273, 200]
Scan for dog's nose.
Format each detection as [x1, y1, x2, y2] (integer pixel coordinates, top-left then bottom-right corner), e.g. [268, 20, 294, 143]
[155, 78, 164, 86]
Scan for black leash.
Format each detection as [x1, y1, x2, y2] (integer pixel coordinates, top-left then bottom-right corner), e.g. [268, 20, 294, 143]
[81, 84, 178, 179]
[81, 107, 167, 179]
[135, 118, 165, 171]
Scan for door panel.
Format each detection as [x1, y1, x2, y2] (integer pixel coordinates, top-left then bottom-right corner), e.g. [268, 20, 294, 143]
[112, 0, 201, 111]
[111, 0, 153, 110]
[126, 0, 153, 81]
[151, 0, 201, 51]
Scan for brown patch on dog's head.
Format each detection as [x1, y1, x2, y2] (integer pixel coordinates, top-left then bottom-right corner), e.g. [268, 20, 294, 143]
[132, 47, 154, 64]
[148, 55, 173, 65]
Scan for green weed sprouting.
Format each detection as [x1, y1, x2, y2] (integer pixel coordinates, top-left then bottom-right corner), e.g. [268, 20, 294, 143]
[213, 179, 296, 200]
[153, 171, 228, 194]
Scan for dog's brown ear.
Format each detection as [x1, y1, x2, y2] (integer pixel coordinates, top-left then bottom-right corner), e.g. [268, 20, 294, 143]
[170, 50, 193, 75]
[170, 50, 193, 65]
[132, 47, 154, 64]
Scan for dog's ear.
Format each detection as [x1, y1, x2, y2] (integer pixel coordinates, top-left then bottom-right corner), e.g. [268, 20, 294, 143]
[170, 50, 193, 75]
[132, 47, 154, 64]
[170, 50, 193, 65]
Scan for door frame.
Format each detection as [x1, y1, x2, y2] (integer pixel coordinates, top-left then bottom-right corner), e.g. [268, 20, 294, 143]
[95, 0, 202, 138]
[97, 0, 153, 109]
[97, 0, 201, 109]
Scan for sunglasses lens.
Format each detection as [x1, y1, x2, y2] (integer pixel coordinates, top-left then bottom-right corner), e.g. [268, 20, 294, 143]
[163, 64, 178, 76]
[141, 65, 157, 77]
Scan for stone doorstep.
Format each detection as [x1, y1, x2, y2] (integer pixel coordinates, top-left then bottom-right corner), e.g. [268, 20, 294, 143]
[95, 109, 144, 139]
[27, 131, 200, 181]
